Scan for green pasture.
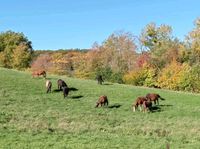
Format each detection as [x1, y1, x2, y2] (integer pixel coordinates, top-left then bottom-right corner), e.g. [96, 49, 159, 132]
[0, 68, 200, 148]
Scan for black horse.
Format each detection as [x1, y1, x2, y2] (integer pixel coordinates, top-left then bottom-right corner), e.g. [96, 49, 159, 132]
[57, 79, 69, 98]
[63, 86, 69, 98]
[57, 79, 68, 90]
[96, 75, 104, 85]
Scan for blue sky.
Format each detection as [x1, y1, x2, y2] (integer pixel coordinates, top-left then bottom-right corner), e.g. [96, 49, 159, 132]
[0, 0, 199, 50]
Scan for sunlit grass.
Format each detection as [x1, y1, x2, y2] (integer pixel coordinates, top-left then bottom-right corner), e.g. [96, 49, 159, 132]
[0, 67, 200, 148]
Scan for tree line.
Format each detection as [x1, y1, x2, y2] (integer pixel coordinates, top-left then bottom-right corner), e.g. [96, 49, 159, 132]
[1, 18, 200, 92]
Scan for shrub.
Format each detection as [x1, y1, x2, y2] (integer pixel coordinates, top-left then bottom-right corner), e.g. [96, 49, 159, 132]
[157, 61, 190, 90]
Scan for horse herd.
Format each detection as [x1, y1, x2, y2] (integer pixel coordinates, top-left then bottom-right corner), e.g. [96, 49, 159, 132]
[32, 70, 165, 112]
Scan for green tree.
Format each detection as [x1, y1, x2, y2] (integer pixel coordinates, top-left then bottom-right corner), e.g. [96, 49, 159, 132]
[0, 31, 33, 69]
[12, 43, 32, 69]
[140, 23, 177, 69]
[186, 18, 200, 64]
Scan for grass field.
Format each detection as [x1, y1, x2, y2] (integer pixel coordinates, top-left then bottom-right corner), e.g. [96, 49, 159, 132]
[0, 68, 200, 148]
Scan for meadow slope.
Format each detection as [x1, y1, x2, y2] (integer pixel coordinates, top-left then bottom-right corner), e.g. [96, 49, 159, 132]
[0, 68, 200, 148]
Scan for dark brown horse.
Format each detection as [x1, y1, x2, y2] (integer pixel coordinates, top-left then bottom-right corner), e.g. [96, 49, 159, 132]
[146, 93, 165, 105]
[96, 95, 109, 107]
[32, 70, 46, 78]
[96, 75, 104, 85]
[132, 96, 147, 112]
[57, 79, 67, 90]
[63, 86, 69, 98]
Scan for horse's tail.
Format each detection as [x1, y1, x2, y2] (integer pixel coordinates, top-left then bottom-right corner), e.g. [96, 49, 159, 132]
[158, 95, 165, 100]
[106, 99, 109, 106]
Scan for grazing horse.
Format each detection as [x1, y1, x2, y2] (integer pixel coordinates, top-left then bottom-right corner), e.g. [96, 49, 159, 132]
[96, 95, 109, 107]
[96, 75, 104, 85]
[132, 96, 147, 112]
[57, 79, 67, 90]
[32, 70, 46, 78]
[146, 93, 165, 105]
[63, 86, 69, 98]
[142, 100, 152, 112]
[46, 80, 52, 93]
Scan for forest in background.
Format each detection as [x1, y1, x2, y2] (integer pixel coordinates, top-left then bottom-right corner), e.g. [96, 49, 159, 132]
[1, 18, 200, 92]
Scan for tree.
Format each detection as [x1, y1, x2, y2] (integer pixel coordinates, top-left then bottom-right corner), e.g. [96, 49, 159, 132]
[31, 53, 52, 72]
[12, 43, 32, 69]
[84, 31, 137, 82]
[186, 18, 200, 64]
[100, 31, 137, 73]
[0, 31, 33, 69]
[140, 23, 185, 69]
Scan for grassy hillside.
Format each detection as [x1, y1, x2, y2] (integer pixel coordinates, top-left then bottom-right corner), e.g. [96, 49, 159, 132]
[0, 68, 200, 148]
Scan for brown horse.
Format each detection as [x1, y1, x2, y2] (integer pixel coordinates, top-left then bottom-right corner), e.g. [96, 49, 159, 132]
[32, 70, 46, 78]
[132, 96, 147, 112]
[146, 93, 165, 105]
[142, 100, 152, 112]
[96, 95, 109, 107]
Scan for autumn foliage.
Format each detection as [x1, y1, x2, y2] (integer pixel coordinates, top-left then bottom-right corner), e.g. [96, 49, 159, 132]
[1, 18, 200, 92]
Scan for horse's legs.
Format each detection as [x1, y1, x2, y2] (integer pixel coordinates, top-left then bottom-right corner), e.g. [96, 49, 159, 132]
[154, 100, 156, 105]
[139, 105, 142, 112]
[157, 99, 159, 105]
[133, 106, 136, 112]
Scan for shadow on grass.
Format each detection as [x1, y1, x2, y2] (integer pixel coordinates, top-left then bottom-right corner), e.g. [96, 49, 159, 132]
[149, 104, 173, 113]
[52, 87, 78, 93]
[53, 89, 62, 92]
[108, 104, 122, 109]
[69, 87, 78, 92]
[150, 106, 162, 113]
[71, 95, 84, 99]
[103, 83, 113, 85]
[159, 104, 173, 107]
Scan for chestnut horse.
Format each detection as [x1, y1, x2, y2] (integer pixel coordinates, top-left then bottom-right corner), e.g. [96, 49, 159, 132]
[132, 96, 147, 112]
[142, 100, 152, 112]
[146, 93, 165, 105]
[32, 70, 46, 78]
[133, 96, 152, 112]
[96, 95, 109, 107]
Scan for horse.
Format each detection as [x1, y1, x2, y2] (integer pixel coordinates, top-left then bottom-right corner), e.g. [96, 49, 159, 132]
[45, 80, 52, 93]
[57, 79, 67, 90]
[32, 70, 46, 78]
[96, 75, 104, 85]
[142, 100, 152, 112]
[132, 96, 147, 112]
[95, 95, 109, 107]
[146, 93, 165, 105]
[63, 86, 69, 98]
